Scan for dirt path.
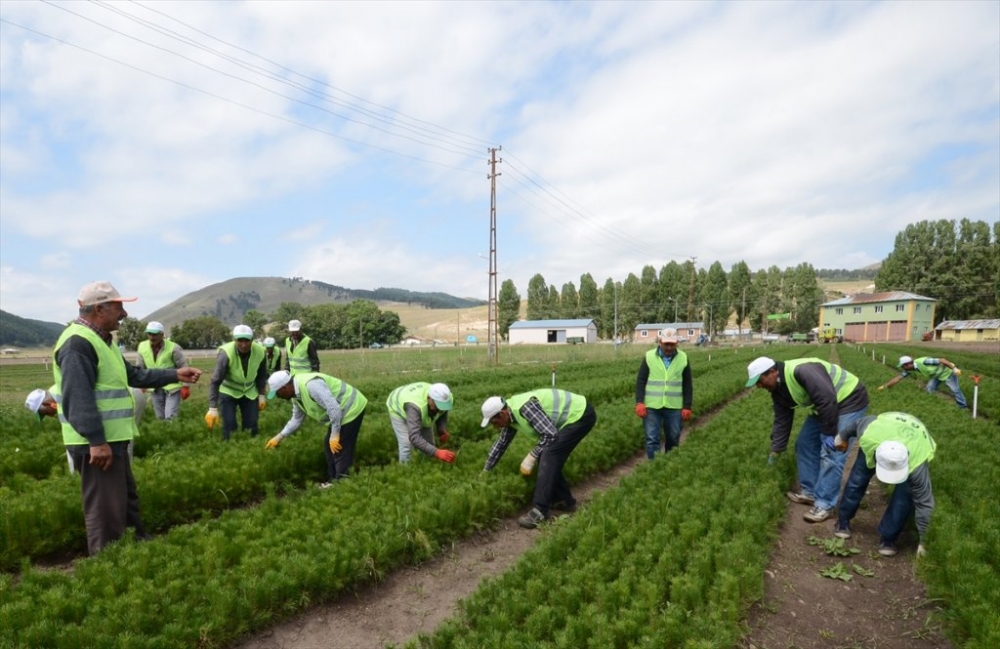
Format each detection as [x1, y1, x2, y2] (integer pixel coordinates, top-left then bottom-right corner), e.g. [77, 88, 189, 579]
[233, 431, 952, 649]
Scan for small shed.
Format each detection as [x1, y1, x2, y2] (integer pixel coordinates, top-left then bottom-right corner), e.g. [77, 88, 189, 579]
[633, 322, 704, 343]
[508, 319, 597, 345]
[933, 320, 1000, 342]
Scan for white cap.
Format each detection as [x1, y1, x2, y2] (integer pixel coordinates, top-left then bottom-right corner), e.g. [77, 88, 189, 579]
[233, 324, 253, 340]
[659, 329, 678, 344]
[875, 440, 909, 484]
[897, 355, 914, 368]
[428, 382, 453, 411]
[25, 388, 47, 413]
[263, 337, 276, 347]
[746, 357, 776, 387]
[288, 319, 302, 332]
[266, 370, 292, 399]
[145, 321, 164, 334]
[480, 396, 505, 427]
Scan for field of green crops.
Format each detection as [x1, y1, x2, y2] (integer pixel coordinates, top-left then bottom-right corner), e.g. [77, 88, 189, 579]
[1, 342, 996, 648]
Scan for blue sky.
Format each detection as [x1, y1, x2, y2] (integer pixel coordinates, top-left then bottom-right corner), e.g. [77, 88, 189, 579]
[1, 1, 997, 325]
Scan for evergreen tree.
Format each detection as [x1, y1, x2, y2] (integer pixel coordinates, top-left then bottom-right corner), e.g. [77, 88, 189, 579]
[498, 279, 521, 340]
[727, 261, 753, 335]
[560, 282, 579, 319]
[526, 274, 548, 320]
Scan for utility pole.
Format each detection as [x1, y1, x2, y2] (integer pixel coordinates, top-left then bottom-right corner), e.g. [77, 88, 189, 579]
[487, 147, 502, 364]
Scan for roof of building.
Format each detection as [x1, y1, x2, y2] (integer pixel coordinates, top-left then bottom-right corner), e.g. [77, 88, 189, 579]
[634, 322, 704, 330]
[509, 319, 596, 329]
[935, 319, 1000, 331]
[822, 291, 936, 306]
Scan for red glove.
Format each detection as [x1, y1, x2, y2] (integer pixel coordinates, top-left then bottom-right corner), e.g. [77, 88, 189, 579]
[635, 403, 647, 418]
[681, 408, 692, 421]
[434, 449, 456, 464]
[180, 386, 191, 401]
[439, 431, 450, 444]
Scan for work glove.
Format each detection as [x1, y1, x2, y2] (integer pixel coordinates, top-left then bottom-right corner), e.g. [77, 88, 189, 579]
[681, 408, 692, 422]
[821, 435, 836, 451]
[438, 431, 450, 444]
[766, 452, 778, 467]
[520, 452, 538, 476]
[204, 408, 219, 430]
[258, 396, 267, 411]
[833, 434, 849, 452]
[180, 385, 191, 401]
[917, 543, 927, 558]
[877, 385, 885, 391]
[635, 403, 647, 418]
[329, 436, 342, 454]
[953, 368, 962, 377]
[434, 449, 456, 463]
[265, 435, 282, 449]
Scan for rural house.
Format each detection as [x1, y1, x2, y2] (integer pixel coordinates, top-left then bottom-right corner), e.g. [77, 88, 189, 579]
[508, 319, 597, 344]
[633, 322, 704, 343]
[819, 292, 936, 342]
[933, 319, 1000, 342]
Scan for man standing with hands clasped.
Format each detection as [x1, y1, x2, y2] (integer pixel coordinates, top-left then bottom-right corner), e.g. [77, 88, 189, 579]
[634, 329, 693, 459]
[746, 356, 869, 523]
[55, 281, 203, 554]
[285, 319, 320, 375]
[135, 321, 190, 420]
[264, 370, 368, 486]
[481, 388, 597, 529]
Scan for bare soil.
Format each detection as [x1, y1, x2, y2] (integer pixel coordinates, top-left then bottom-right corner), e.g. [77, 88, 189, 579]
[233, 430, 953, 649]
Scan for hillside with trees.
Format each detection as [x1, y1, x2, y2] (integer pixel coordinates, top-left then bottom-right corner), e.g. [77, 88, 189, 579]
[0, 310, 64, 347]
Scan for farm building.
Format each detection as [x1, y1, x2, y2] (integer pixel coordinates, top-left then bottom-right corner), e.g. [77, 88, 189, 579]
[508, 319, 597, 344]
[933, 319, 1000, 342]
[633, 322, 705, 343]
[819, 291, 936, 342]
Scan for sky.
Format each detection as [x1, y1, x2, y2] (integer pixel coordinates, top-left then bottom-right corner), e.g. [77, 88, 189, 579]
[1, 0, 998, 325]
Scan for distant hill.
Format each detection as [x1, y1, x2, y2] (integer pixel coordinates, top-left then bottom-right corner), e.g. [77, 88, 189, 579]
[0, 310, 64, 347]
[143, 277, 486, 332]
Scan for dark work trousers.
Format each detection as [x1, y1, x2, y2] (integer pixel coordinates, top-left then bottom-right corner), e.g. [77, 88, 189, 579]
[220, 393, 260, 440]
[324, 410, 366, 480]
[70, 441, 134, 555]
[533, 404, 597, 516]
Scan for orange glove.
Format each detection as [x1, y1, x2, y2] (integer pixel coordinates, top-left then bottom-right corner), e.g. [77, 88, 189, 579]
[329, 436, 342, 454]
[434, 449, 456, 463]
[258, 396, 267, 411]
[180, 386, 191, 401]
[681, 408, 692, 421]
[204, 408, 219, 430]
[635, 403, 647, 418]
[438, 431, 450, 444]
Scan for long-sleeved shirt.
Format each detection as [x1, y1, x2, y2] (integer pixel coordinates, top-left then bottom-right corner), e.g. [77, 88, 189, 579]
[634, 349, 693, 409]
[398, 403, 448, 457]
[273, 378, 345, 438]
[207, 349, 269, 408]
[769, 360, 869, 453]
[484, 397, 559, 471]
[56, 319, 180, 446]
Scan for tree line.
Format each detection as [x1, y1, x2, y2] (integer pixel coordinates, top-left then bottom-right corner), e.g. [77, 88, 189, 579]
[495, 218, 998, 341]
[116, 300, 406, 351]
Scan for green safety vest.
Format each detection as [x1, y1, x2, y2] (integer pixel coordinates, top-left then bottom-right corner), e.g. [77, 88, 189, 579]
[386, 382, 441, 428]
[137, 339, 182, 391]
[784, 358, 860, 413]
[285, 335, 314, 375]
[293, 372, 367, 425]
[53, 324, 137, 446]
[264, 349, 282, 375]
[858, 412, 936, 473]
[507, 389, 587, 436]
[218, 342, 266, 399]
[910, 357, 953, 381]
[642, 348, 688, 409]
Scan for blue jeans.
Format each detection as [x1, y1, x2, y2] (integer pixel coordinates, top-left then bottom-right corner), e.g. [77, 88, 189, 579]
[838, 454, 915, 543]
[795, 408, 867, 510]
[219, 394, 259, 441]
[643, 407, 682, 459]
[926, 375, 968, 408]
